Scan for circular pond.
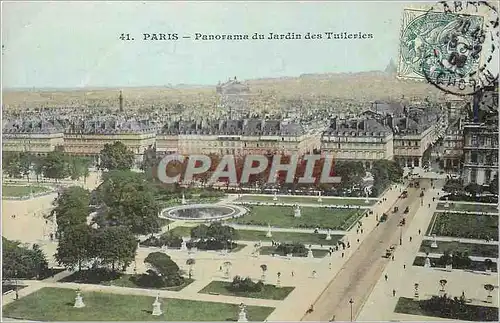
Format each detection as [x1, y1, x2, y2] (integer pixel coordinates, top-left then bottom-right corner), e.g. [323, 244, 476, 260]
[160, 203, 247, 222]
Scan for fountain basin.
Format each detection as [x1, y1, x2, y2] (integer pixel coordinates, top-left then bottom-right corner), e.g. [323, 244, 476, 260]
[160, 203, 247, 222]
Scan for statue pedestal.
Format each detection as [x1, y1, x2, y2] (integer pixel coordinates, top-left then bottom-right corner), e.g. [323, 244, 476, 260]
[438, 289, 445, 297]
[325, 233, 332, 241]
[445, 264, 452, 271]
[318, 197, 322, 203]
[424, 258, 431, 268]
[74, 295, 85, 308]
[307, 250, 314, 258]
[486, 295, 493, 304]
[431, 241, 438, 248]
[238, 309, 248, 322]
[414, 291, 419, 300]
[152, 301, 162, 316]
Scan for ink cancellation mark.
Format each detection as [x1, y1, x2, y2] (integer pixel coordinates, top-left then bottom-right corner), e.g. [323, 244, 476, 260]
[397, 1, 499, 96]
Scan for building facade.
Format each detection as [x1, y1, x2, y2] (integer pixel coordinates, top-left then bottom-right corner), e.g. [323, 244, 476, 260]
[461, 85, 499, 185]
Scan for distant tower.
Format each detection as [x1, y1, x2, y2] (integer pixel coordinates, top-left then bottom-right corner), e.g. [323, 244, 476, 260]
[119, 90, 124, 112]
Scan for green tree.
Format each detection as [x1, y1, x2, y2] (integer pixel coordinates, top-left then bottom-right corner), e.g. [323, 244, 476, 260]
[98, 141, 135, 171]
[372, 159, 403, 195]
[50, 186, 90, 236]
[334, 161, 365, 189]
[144, 252, 180, 279]
[3, 151, 22, 178]
[19, 152, 33, 181]
[55, 223, 93, 271]
[43, 150, 68, 181]
[92, 226, 138, 272]
[2, 237, 49, 279]
[33, 155, 45, 183]
[97, 170, 161, 235]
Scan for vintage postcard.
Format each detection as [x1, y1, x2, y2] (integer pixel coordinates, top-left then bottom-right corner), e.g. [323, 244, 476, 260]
[1, 1, 498, 322]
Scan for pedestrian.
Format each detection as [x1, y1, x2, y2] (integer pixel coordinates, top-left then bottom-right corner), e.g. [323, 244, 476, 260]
[356, 229, 359, 234]
[291, 271, 295, 277]
[219, 266, 222, 271]
[428, 203, 430, 208]
[342, 252, 344, 258]
[361, 229, 363, 234]
[392, 289, 396, 297]
[418, 229, 421, 235]
[409, 236, 412, 242]
[357, 239, 360, 243]
[385, 274, 388, 281]
[392, 255, 395, 261]
[403, 264, 406, 269]
[329, 262, 332, 270]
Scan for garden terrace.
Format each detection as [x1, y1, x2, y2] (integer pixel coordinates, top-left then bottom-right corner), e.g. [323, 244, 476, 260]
[394, 296, 498, 321]
[413, 256, 498, 272]
[236, 195, 376, 206]
[426, 212, 498, 241]
[419, 240, 499, 258]
[436, 202, 498, 213]
[228, 205, 362, 230]
[199, 280, 294, 300]
[2, 287, 274, 321]
[169, 226, 343, 245]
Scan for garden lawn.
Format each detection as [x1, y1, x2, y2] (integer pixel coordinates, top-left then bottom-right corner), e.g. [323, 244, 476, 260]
[258, 246, 329, 258]
[169, 226, 343, 246]
[428, 212, 498, 241]
[419, 240, 498, 258]
[229, 205, 362, 230]
[199, 280, 294, 300]
[413, 256, 497, 272]
[60, 270, 194, 292]
[394, 297, 498, 321]
[436, 202, 498, 213]
[237, 195, 375, 206]
[2, 287, 274, 321]
[2, 185, 50, 197]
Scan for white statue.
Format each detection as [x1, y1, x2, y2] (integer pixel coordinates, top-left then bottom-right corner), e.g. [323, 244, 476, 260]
[152, 293, 162, 316]
[180, 238, 188, 251]
[318, 191, 322, 202]
[424, 257, 431, 268]
[307, 246, 314, 259]
[431, 234, 438, 248]
[444, 197, 449, 208]
[266, 224, 272, 238]
[181, 194, 187, 205]
[294, 205, 301, 218]
[273, 191, 278, 201]
[74, 291, 85, 308]
[325, 229, 332, 241]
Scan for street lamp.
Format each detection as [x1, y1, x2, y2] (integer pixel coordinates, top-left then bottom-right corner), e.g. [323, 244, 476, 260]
[399, 225, 403, 246]
[14, 270, 19, 300]
[349, 298, 354, 322]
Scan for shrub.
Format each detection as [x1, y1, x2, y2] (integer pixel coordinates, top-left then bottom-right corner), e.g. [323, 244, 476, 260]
[276, 243, 307, 256]
[228, 276, 264, 293]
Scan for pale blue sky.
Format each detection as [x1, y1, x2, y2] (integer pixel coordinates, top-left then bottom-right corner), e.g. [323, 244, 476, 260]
[2, 1, 412, 89]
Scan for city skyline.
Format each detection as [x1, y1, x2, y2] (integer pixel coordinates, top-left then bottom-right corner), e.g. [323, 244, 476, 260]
[2, 1, 411, 89]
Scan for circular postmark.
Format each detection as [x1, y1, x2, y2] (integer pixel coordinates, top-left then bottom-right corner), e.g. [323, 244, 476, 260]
[401, 1, 499, 96]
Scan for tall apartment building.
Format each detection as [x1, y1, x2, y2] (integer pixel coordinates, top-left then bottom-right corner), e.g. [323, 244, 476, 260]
[462, 85, 499, 185]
